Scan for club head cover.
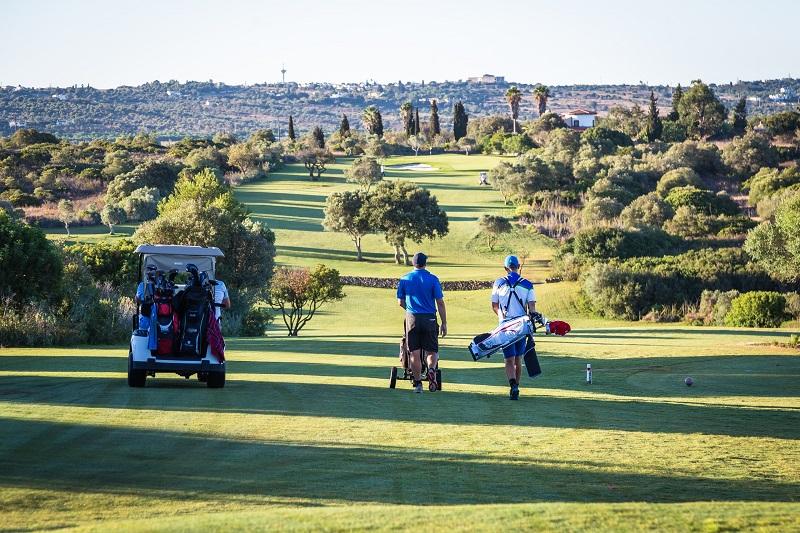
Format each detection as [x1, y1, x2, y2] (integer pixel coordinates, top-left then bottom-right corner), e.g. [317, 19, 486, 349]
[548, 320, 571, 336]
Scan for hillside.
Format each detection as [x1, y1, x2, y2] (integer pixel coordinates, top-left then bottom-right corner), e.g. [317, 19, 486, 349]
[2, 77, 799, 139]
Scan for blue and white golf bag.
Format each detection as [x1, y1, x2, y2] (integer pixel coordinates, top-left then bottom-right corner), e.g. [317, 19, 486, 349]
[469, 315, 534, 361]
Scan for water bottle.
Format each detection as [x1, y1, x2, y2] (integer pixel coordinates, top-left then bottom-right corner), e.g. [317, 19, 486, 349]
[586, 363, 592, 384]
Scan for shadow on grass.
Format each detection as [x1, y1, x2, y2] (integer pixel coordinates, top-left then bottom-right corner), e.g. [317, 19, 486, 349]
[276, 245, 387, 262]
[1, 418, 798, 505]
[1, 368, 798, 439]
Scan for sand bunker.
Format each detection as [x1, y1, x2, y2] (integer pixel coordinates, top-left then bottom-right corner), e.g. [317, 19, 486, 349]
[387, 163, 436, 171]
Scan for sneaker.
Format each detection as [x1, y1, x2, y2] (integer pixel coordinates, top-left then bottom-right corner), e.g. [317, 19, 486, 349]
[510, 383, 520, 400]
[414, 382, 423, 394]
[427, 368, 438, 392]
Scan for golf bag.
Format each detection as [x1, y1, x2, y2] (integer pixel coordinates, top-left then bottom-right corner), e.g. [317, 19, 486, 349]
[469, 315, 534, 361]
[175, 264, 212, 358]
[154, 289, 178, 355]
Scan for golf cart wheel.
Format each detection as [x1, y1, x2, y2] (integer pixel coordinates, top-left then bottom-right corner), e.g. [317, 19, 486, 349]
[389, 367, 398, 389]
[207, 370, 225, 388]
[436, 369, 442, 391]
[127, 350, 146, 388]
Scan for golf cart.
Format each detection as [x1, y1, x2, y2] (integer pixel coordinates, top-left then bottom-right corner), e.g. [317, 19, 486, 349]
[128, 244, 226, 388]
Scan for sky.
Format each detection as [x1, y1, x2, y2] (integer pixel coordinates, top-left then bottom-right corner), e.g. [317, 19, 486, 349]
[2, 0, 799, 88]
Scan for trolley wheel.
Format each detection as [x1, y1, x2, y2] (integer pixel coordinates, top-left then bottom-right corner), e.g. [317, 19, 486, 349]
[436, 369, 442, 391]
[389, 367, 398, 389]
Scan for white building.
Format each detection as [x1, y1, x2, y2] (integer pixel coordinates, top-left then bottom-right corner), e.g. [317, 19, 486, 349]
[563, 109, 597, 129]
[467, 74, 505, 84]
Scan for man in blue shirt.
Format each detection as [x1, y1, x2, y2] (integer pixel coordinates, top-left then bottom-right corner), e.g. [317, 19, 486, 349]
[397, 252, 448, 393]
[490, 255, 536, 400]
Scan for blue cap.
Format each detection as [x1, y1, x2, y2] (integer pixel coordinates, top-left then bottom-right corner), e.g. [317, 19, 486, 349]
[504, 255, 519, 268]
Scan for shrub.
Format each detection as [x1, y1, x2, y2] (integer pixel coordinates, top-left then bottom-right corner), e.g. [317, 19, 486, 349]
[784, 292, 800, 321]
[620, 192, 674, 229]
[724, 291, 787, 328]
[588, 178, 636, 205]
[663, 206, 713, 238]
[581, 197, 624, 225]
[580, 248, 776, 320]
[659, 140, 723, 175]
[240, 307, 275, 336]
[656, 167, 702, 196]
[0, 211, 63, 303]
[691, 289, 740, 325]
[572, 226, 678, 261]
[721, 131, 779, 179]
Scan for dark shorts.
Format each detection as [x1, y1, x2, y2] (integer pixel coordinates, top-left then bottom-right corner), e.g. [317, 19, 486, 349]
[405, 313, 439, 353]
[502, 337, 526, 359]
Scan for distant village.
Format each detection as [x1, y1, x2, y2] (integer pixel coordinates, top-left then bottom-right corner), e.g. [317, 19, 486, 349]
[2, 74, 798, 139]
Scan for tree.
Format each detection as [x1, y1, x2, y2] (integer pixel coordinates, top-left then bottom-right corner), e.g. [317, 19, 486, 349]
[505, 86, 522, 134]
[414, 107, 421, 135]
[268, 264, 344, 336]
[323, 191, 374, 260]
[430, 99, 441, 136]
[134, 168, 276, 334]
[645, 90, 663, 142]
[400, 102, 414, 136]
[458, 136, 476, 156]
[311, 126, 325, 148]
[453, 101, 468, 141]
[745, 194, 800, 282]
[299, 148, 335, 180]
[731, 97, 748, 136]
[722, 131, 779, 178]
[677, 80, 727, 139]
[619, 192, 674, 229]
[57, 199, 77, 237]
[227, 142, 259, 173]
[288, 115, 296, 141]
[367, 181, 449, 264]
[0, 210, 62, 304]
[408, 134, 423, 156]
[533, 85, 551, 116]
[362, 106, 384, 137]
[339, 114, 350, 137]
[478, 214, 512, 250]
[100, 204, 126, 234]
[344, 156, 382, 192]
[668, 84, 683, 121]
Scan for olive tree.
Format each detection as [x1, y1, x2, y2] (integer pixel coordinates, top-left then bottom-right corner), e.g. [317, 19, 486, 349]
[478, 214, 512, 250]
[344, 157, 382, 192]
[367, 181, 449, 265]
[323, 191, 374, 260]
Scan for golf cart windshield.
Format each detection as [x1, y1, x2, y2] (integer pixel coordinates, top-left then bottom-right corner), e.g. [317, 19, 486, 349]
[135, 245, 224, 280]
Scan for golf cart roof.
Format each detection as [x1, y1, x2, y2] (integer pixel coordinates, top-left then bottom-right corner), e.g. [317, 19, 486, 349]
[134, 245, 225, 257]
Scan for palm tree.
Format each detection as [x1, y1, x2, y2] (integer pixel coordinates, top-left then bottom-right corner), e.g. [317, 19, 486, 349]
[505, 86, 522, 133]
[361, 105, 384, 137]
[399, 102, 413, 135]
[533, 85, 551, 116]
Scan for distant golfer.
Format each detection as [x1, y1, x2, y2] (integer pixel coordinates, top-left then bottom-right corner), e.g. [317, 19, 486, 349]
[397, 252, 447, 393]
[491, 255, 536, 400]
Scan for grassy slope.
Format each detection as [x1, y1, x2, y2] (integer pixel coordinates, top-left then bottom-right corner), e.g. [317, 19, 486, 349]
[10, 154, 799, 530]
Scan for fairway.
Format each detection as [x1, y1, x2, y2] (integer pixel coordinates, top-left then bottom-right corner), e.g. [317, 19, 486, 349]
[6, 154, 800, 531]
[2, 298, 800, 531]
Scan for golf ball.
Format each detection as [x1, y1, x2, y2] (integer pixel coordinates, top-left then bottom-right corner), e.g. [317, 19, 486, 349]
[684, 377, 694, 387]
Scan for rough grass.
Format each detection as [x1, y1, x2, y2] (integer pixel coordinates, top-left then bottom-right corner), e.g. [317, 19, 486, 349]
[18, 154, 800, 531]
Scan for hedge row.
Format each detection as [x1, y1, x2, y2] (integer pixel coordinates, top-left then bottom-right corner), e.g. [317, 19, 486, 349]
[340, 276, 494, 291]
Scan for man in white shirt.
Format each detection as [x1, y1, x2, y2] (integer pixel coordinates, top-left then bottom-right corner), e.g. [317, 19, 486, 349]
[213, 279, 231, 321]
[490, 255, 536, 400]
